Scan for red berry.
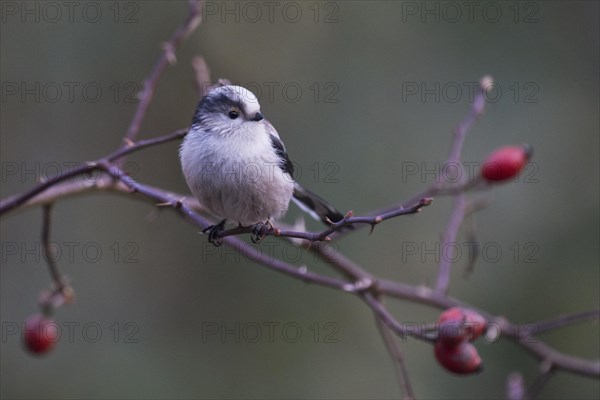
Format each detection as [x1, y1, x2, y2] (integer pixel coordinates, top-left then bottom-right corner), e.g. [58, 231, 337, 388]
[438, 307, 467, 345]
[438, 307, 487, 344]
[481, 144, 532, 182]
[23, 314, 59, 355]
[434, 341, 483, 375]
[462, 309, 486, 341]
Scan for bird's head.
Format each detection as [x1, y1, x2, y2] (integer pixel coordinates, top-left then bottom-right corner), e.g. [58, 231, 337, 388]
[192, 85, 265, 136]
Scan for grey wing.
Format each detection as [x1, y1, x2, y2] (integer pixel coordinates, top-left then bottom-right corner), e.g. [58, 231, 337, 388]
[267, 121, 294, 178]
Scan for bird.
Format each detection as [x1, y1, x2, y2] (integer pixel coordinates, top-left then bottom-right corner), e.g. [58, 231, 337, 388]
[180, 85, 347, 246]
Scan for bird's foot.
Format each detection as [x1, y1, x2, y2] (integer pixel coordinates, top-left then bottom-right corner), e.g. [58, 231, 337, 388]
[203, 219, 226, 247]
[250, 220, 273, 244]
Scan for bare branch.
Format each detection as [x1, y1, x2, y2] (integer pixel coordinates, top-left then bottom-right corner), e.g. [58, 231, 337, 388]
[525, 310, 600, 336]
[375, 307, 416, 400]
[462, 212, 480, 279]
[94, 161, 354, 292]
[526, 362, 555, 399]
[362, 292, 432, 342]
[121, 0, 203, 146]
[435, 194, 468, 293]
[0, 129, 187, 216]
[39, 204, 75, 313]
[434, 78, 491, 294]
[216, 197, 433, 242]
[41, 204, 63, 289]
[192, 55, 212, 97]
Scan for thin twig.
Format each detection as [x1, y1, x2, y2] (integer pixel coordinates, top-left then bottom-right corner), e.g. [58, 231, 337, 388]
[462, 213, 479, 279]
[524, 310, 600, 336]
[526, 362, 555, 399]
[192, 55, 212, 97]
[362, 292, 432, 342]
[374, 307, 416, 400]
[216, 197, 433, 242]
[41, 204, 63, 289]
[0, 163, 96, 216]
[434, 194, 467, 293]
[121, 0, 203, 146]
[0, 129, 187, 216]
[40, 204, 75, 313]
[434, 78, 491, 294]
[325, 86, 490, 244]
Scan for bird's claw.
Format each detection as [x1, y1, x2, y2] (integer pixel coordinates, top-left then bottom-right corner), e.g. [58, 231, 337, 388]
[251, 222, 271, 244]
[203, 219, 226, 247]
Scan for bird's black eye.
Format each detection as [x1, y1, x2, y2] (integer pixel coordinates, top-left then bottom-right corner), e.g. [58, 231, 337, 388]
[228, 110, 239, 119]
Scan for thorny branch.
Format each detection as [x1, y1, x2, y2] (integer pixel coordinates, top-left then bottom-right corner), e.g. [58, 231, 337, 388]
[215, 197, 433, 242]
[1, 1, 598, 397]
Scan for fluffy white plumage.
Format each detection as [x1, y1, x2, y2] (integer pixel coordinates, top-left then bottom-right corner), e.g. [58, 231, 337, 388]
[180, 85, 346, 237]
[180, 85, 295, 226]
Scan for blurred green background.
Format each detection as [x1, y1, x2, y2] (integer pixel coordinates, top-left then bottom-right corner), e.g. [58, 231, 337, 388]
[1, 1, 598, 398]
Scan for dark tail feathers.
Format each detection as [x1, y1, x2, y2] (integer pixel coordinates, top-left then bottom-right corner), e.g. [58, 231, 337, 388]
[292, 183, 349, 227]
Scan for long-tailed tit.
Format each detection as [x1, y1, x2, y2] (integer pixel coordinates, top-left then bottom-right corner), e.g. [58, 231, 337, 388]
[180, 85, 347, 245]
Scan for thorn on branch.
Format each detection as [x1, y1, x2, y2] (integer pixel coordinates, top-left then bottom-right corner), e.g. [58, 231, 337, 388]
[368, 224, 376, 235]
[369, 217, 383, 236]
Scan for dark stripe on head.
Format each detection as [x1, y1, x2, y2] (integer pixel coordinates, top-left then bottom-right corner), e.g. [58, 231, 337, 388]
[192, 89, 248, 126]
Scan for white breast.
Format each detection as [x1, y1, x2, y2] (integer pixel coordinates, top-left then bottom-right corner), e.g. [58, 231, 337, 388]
[180, 125, 294, 226]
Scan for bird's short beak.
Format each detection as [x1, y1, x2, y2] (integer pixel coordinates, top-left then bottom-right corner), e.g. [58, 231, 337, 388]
[252, 112, 264, 122]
